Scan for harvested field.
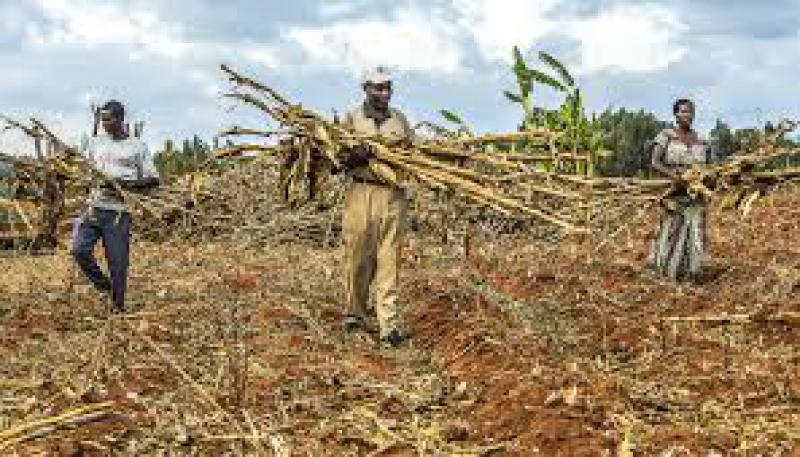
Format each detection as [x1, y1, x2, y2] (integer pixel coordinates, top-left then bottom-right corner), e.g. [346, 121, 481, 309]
[1, 183, 800, 456]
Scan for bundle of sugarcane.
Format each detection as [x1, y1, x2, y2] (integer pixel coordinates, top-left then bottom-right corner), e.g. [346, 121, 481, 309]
[1, 115, 348, 245]
[668, 120, 800, 214]
[138, 116, 800, 244]
[130, 152, 345, 246]
[218, 65, 586, 234]
[0, 119, 78, 245]
[509, 121, 800, 202]
[0, 115, 195, 234]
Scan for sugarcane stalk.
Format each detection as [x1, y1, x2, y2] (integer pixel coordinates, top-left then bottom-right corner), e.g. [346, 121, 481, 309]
[385, 152, 584, 232]
[221, 64, 291, 107]
[0, 402, 115, 449]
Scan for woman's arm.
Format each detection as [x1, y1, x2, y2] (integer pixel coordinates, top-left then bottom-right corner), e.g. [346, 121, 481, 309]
[651, 141, 682, 181]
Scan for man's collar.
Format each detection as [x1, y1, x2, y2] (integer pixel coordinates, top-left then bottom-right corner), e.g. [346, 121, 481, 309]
[361, 101, 391, 122]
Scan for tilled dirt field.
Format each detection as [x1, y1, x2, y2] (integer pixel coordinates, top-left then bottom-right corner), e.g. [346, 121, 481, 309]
[1, 188, 799, 456]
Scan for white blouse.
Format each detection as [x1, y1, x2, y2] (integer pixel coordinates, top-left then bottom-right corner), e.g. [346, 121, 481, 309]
[654, 129, 709, 167]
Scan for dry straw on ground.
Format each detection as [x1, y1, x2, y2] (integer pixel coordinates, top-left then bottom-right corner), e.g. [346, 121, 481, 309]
[2, 186, 799, 454]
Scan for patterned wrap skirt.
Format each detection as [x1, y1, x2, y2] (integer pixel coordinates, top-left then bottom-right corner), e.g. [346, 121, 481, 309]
[648, 197, 706, 280]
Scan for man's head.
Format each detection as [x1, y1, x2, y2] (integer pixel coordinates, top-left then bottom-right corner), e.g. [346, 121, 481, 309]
[100, 100, 126, 137]
[361, 66, 392, 112]
[672, 98, 695, 129]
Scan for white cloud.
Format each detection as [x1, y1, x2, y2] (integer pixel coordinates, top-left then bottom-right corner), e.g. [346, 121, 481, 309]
[569, 3, 686, 73]
[242, 44, 281, 68]
[26, 0, 195, 60]
[2, 0, 798, 146]
[452, 0, 561, 63]
[279, 1, 682, 78]
[187, 69, 223, 99]
[283, 6, 463, 76]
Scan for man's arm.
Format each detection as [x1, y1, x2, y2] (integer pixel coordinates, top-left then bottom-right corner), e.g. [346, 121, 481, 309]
[397, 110, 415, 144]
[333, 109, 373, 174]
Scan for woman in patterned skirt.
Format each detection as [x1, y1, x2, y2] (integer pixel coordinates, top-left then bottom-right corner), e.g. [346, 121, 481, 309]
[648, 98, 711, 281]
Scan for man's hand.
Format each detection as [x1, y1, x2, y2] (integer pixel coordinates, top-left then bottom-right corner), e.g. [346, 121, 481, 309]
[343, 143, 375, 169]
[354, 143, 375, 161]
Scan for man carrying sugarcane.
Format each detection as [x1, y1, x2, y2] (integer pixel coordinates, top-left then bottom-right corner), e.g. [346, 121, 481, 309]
[71, 100, 159, 313]
[339, 66, 414, 347]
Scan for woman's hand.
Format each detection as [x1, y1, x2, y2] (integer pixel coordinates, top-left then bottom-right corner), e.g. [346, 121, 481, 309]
[670, 168, 690, 191]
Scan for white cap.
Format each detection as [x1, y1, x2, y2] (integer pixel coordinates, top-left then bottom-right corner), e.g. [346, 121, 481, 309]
[361, 65, 391, 85]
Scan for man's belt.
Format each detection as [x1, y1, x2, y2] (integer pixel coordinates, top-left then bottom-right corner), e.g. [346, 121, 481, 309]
[99, 183, 125, 198]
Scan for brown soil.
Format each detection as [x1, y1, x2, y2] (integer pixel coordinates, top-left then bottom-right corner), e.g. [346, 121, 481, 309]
[1, 188, 799, 455]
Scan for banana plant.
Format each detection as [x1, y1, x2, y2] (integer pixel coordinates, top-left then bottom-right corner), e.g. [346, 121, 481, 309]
[504, 46, 568, 131]
[539, 51, 580, 141]
[500, 47, 610, 175]
[538, 51, 611, 175]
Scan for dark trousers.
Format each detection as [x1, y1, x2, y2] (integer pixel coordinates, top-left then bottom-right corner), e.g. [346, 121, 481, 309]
[70, 208, 131, 309]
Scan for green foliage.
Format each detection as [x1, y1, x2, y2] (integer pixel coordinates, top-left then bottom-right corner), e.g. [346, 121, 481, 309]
[0, 158, 15, 223]
[742, 122, 799, 170]
[709, 121, 767, 160]
[598, 115, 800, 177]
[709, 119, 736, 160]
[154, 135, 224, 180]
[439, 109, 463, 125]
[506, 47, 575, 128]
[594, 108, 670, 177]
[707, 119, 800, 170]
[509, 45, 535, 129]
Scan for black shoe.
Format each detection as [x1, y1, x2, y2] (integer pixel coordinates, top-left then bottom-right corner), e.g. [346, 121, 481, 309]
[109, 303, 128, 315]
[382, 329, 406, 348]
[343, 315, 364, 333]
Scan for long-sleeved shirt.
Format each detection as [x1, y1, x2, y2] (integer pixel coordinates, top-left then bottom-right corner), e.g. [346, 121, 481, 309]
[80, 134, 159, 212]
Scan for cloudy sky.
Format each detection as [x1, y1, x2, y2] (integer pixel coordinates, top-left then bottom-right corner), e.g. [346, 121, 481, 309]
[1, 0, 798, 153]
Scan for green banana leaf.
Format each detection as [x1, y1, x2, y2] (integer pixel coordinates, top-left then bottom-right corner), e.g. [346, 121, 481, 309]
[439, 109, 466, 126]
[524, 68, 566, 92]
[503, 91, 524, 104]
[512, 45, 528, 75]
[538, 51, 575, 87]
